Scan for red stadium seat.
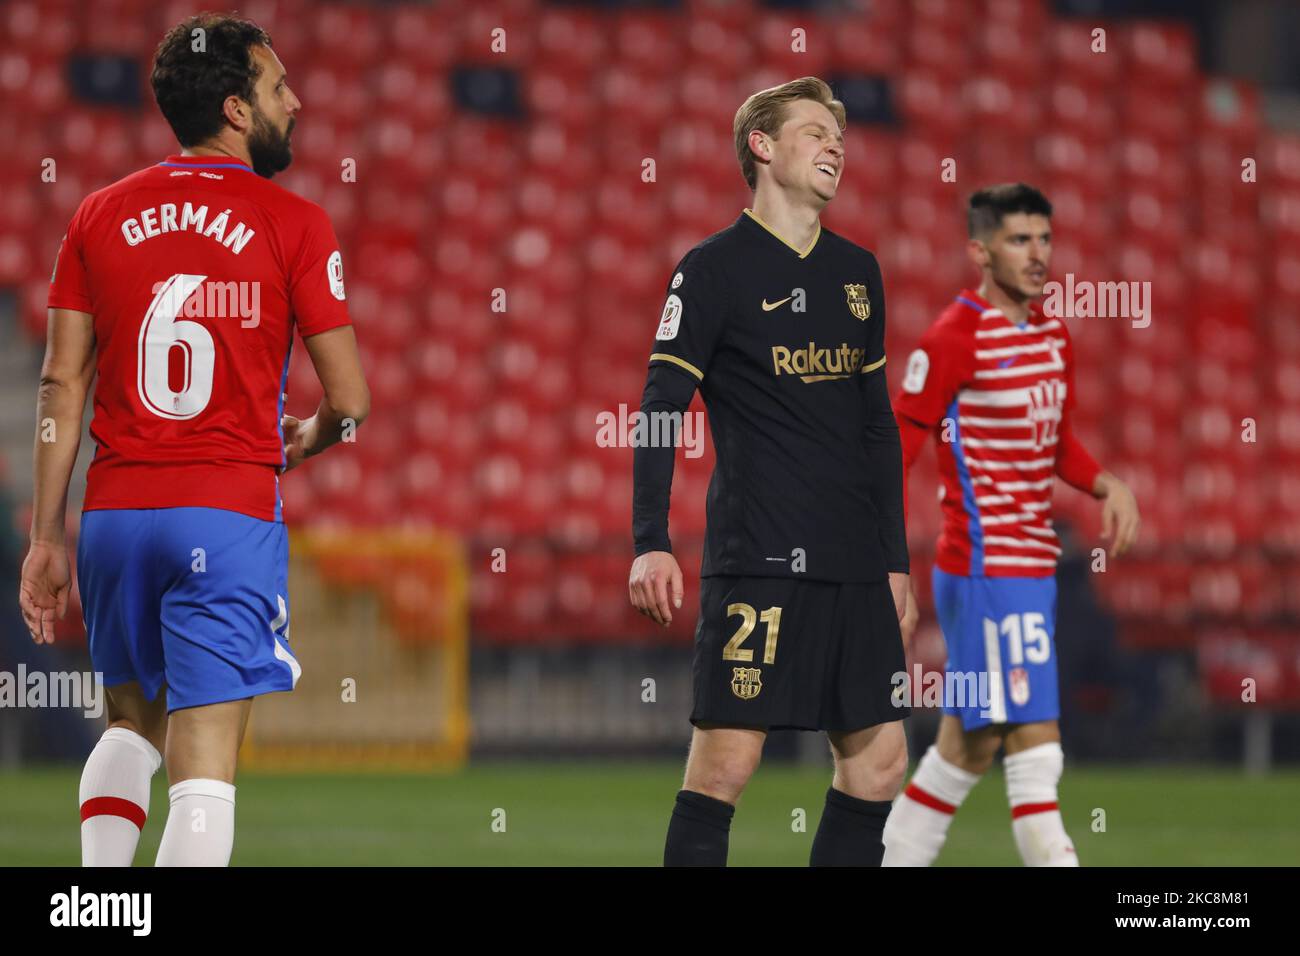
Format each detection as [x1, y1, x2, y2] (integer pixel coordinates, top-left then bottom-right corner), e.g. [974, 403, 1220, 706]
[896, 72, 966, 138]
[828, 11, 901, 74]
[1051, 23, 1123, 85]
[1120, 21, 1197, 88]
[1196, 78, 1261, 147]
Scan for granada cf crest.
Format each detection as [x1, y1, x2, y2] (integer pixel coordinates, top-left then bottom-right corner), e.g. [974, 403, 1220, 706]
[844, 283, 870, 321]
[1009, 667, 1030, 707]
[730, 667, 763, 700]
[1026, 379, 1066, 452]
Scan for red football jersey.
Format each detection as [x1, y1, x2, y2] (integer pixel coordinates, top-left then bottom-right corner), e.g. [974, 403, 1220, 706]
[47, 154, 351, 521]
[893, 288, 1100, 578]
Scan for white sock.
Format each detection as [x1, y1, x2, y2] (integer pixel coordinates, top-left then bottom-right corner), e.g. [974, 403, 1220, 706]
[155, 778, 237, 867]
[1004, 742, 1079, 866]
[883, 745, 982, 866]
[79, 727, 162, 867]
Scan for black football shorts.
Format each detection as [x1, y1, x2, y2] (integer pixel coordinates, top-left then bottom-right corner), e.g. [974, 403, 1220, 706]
[690, 575, 909, 732]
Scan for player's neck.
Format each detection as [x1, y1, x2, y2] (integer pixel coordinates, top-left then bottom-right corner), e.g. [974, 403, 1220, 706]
[978, 278, 1033, 324]
[749, 189, 821, 254]
[181, 138, 253, 168]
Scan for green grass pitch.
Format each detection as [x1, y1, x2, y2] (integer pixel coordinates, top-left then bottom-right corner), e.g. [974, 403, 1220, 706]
[3, 763, 1297, 866]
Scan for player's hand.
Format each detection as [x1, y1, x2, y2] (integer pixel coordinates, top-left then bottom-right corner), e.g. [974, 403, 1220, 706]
[281, 414, 318, 472]
[629, 551, 684, 628]
[888, 570, 909, 625]
[1096, 472, 1140, 557]
[899, 580, 919, 649]
[19, 541, 71, 645]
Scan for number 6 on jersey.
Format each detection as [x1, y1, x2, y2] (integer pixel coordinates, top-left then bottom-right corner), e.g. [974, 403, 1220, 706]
[138, 273, 215, 420]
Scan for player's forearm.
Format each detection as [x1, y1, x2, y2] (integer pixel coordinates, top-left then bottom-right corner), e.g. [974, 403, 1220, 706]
[867, 433, 910, 574]
[633, 439, 675, 555]
[863, 373, 909, 574]
[1055, 421, 1102, 495]
[30, 379, 86, 544]
[302, 392, 369, 459]
[895, 412, 929, 522]
[631, 364, 696, 555]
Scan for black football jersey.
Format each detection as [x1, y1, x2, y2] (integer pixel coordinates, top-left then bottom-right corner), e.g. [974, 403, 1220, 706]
[646, 209, 903, 583]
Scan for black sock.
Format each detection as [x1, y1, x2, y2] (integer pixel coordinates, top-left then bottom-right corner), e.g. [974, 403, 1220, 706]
[810, 786, 893, 867]
[664, 789, 735, 867]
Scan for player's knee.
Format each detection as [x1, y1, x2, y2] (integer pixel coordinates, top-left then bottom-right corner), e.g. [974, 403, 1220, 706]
[937, 749, 992, 777]
[960, 747, 998, 776]
[877, 737, 910, 793]
[936, 733, 994, 777]
[863, 743, 909, 798]
[686, 753, 760, 803]
[108, 718, 165, 757]
[835, 737, 908, 801]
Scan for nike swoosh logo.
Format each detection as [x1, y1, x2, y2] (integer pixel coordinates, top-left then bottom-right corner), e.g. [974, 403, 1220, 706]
[762, 297, 792, 312]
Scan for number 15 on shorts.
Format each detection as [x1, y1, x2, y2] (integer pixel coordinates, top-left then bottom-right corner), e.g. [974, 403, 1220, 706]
[984, 612, 1051, 666]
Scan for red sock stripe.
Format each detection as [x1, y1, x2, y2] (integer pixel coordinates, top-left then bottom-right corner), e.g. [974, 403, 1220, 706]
[1010, 801, 1059, 819]
[80, 797, 146, 830]
[904, 783, 957, 815]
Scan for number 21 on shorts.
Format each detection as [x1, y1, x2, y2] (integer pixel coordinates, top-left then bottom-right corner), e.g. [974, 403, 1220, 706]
[723, 603, 782, 665]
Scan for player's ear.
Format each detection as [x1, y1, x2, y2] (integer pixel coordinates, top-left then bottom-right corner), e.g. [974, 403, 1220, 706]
[966, 237, 990, 271]
[747, 129, 771, 164]
[222, 93, 251, 133]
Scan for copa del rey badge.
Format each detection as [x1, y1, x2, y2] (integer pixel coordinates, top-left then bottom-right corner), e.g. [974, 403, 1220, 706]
[656, 294, 683, 341]
[844, 283, 870, 321]
[327, 250, 346, 300]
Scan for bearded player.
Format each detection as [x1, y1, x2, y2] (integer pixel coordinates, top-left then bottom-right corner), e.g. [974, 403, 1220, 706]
[19, 14, 369, 866]
[881, 184, 1139, 866]
[630, 77, 911, 866]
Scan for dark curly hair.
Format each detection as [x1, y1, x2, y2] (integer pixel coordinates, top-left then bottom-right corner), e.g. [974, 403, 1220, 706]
[151, 13, 273, 148]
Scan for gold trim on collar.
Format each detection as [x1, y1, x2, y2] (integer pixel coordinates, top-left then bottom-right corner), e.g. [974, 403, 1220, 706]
[743, 208, 820, 259]
[650, 352, 704, 381]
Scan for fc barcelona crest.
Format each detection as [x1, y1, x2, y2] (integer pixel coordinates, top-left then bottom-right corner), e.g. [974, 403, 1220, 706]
[844, 283, 871, 321]
[731, 667, 763, 700]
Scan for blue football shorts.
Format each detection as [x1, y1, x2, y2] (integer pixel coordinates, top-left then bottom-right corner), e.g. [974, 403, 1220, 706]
[931, 567, 1059, 731]
[77, 506, 300, 712]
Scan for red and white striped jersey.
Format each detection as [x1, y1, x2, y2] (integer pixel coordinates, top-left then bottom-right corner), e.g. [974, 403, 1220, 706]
[894, 288, 1101, 578]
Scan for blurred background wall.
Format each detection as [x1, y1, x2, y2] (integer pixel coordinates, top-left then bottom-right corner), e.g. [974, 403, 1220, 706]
[1, 0, 1298, 770]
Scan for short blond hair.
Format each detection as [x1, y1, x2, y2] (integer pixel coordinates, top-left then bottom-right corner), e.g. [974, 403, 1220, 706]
[733, 77, 846, 191]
